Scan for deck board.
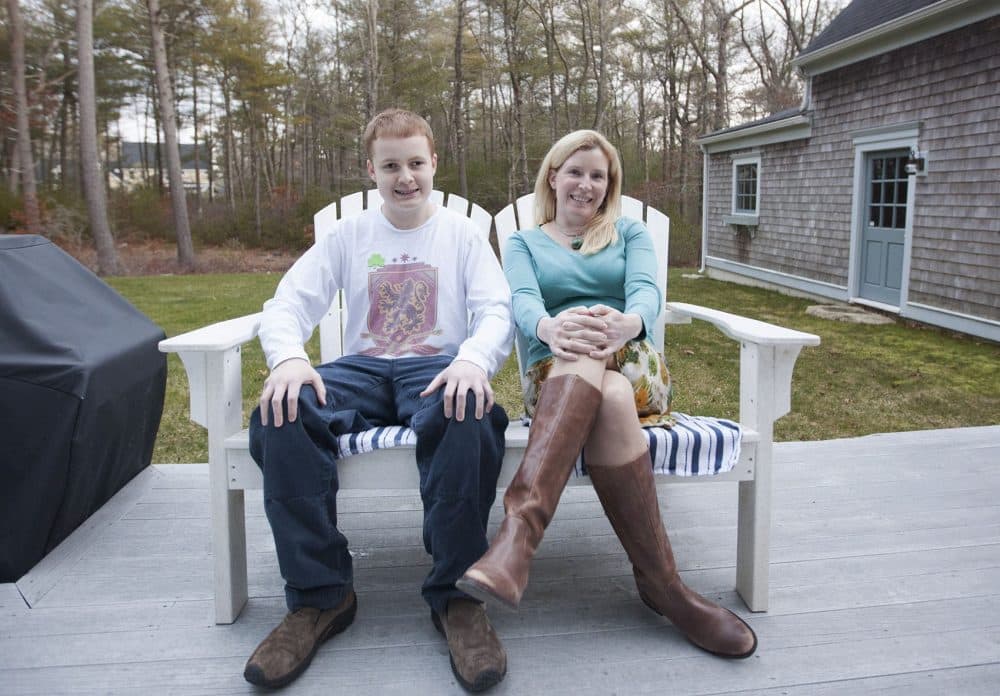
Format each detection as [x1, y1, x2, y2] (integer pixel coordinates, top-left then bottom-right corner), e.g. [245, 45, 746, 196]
[2, 426, 998, 695]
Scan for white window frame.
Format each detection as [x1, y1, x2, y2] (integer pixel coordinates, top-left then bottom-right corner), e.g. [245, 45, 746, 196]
[725, 153, 761, 226]
[731, 154, 760, 214]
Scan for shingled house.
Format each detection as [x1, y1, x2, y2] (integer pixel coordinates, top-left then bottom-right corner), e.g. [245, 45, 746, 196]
[697, 0, 999, 342]
[110, 141, 217, 194]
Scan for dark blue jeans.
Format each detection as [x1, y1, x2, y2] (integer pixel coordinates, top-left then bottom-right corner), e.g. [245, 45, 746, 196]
[248, 354, 507, 616]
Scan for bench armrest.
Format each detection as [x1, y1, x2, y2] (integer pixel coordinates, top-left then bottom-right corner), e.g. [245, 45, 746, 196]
[666, 302, 820, 348]
[158, 312, 263, 354]
[666, 301, 820, 426]
[158, 313, 262, 431]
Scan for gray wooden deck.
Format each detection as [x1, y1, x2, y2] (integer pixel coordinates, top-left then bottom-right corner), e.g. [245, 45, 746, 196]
[3, 426, 999, 695]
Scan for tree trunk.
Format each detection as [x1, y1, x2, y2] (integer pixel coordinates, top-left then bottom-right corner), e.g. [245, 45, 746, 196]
[452, 0, 468, 197]
[192, 59, 202, 213]
[222, 80, 236, 212]
[363, 0, 379, 122]
[591, 0, 608, 131]
[146, 0, 195, 269]
[501, 0, 529, 195]
[59, 39, 72, 191]
[7, 0, 42, 235]
[76, 0, 119, 275]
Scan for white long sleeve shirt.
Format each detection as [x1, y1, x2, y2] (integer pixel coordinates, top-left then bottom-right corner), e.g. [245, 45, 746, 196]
[259, 205, 514, 377]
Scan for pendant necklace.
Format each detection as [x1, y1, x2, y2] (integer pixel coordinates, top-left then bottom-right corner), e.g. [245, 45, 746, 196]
[555, 224, 584, 250]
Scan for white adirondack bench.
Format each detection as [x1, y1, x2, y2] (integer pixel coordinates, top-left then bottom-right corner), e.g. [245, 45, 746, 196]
[159, 190, 819, 624]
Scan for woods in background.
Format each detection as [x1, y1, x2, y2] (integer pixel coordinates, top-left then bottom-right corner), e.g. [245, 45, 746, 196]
[1, 0, 842, 270]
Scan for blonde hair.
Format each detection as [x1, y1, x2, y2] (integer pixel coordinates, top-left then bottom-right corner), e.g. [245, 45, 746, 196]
[533, 130, 622, 254]
[363, 108, 436, 158]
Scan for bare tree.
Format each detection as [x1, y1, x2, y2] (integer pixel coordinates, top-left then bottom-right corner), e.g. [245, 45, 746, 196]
[737, 0, 839, 118]
[76, 0, 119, 275]
[499, 0, 530, 195]
[7, 0, 43, 235]
[452, 0, 468, 197]
[363, 0, 380, 122]
[147, 0, 195, 269]
[671, 0, 753, 130]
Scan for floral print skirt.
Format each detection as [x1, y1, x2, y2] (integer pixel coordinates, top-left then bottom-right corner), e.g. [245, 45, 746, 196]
[523, 339, 674, 428]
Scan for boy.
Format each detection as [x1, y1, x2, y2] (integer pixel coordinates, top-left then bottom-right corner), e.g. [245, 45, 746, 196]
[244, 108, 513, 692]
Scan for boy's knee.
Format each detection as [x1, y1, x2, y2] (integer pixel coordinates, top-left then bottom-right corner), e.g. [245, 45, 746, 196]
[458, 400, 508, 436]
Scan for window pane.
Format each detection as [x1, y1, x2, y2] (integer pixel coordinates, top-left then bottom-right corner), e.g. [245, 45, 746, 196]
[869, 206, 879, 225]
[894, 205, 906, 229]
[896, 179, 908, 204]
[884, 182, 896, 205]
[881, 206, 893, 228]
[885, 157, 896, 179]
[873, 158, 884, 180]
[734, 162, 758, 212]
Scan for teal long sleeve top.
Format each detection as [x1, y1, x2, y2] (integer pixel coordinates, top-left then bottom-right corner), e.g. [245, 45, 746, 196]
[503, 216, 662, 369]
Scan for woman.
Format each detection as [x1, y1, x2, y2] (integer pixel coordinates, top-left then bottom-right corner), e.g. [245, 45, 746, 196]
[457, 130, 756, 659]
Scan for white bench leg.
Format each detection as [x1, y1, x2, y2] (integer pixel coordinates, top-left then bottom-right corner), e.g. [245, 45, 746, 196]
[736, 458, 771, 612]
[206, 350, 249, 623]
[211, 481, 248, 624]
[734, 342, 782, 612]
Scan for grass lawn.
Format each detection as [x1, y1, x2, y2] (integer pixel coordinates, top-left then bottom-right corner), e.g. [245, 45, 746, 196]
[109, 270, 1000, 464]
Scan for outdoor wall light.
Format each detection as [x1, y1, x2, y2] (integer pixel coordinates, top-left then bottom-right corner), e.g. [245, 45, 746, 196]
[906, 147, 927, 176]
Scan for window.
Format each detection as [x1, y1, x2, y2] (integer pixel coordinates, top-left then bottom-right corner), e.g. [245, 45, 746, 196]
[731, 155, 760, 215]
[868, 154, 908, 229]
[722, 154, 760, 228]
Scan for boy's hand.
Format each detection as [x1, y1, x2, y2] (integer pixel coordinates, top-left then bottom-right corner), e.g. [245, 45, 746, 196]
[420, 359, 493, 421]
[259, 358, 326, 427]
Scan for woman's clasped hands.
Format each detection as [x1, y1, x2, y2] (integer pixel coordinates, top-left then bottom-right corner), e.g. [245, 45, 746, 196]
[537, 304, 642, 361]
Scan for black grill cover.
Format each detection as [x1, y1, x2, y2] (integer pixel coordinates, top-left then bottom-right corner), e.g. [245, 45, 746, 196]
[0, 235, 166, 582]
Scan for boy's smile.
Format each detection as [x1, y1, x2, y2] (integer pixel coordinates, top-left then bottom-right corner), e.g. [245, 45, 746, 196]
[367, 135, 438, 229]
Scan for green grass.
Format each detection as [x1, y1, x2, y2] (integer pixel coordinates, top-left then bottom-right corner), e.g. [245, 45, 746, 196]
[108, 270, 1000, 464]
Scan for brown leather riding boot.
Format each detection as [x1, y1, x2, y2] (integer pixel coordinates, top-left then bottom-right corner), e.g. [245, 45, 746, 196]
[457, 374, 602, 610]
[588, 451, 758, 658]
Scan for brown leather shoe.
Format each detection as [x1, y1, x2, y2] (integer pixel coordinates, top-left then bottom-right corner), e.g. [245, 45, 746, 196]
[432, 599, 507, 692]
[243, 590, 357, 687]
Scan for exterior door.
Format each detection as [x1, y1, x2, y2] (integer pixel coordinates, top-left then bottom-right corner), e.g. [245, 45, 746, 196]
[859, 151, 909, 305]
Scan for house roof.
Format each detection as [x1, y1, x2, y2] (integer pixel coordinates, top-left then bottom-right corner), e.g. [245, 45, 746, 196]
[793, 0, 998, 76]
[695, 108, 812, 153]
[699, 107, 804, 140]
[698, 0, 997, 150]
[800, 0, 943, 56]
[118, 141, 210, 170]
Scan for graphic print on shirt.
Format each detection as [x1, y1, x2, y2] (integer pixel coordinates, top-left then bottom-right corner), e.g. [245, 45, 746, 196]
[360, 252, 442, 357]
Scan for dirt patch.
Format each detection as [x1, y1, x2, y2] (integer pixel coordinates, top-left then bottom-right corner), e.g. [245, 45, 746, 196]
[56, 238, 300, 276]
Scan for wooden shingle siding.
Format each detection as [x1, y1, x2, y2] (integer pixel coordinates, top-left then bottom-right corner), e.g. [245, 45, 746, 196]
[706, 16, 1000, 324]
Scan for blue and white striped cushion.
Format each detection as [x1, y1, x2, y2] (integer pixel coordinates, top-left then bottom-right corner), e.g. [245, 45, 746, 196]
[334, 413, 741, 477]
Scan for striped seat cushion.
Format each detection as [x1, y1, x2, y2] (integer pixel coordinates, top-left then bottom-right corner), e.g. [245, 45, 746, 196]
[334, 413, 741, 477]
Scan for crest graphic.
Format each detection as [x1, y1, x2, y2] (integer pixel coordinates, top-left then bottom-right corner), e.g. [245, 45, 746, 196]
[360, 261, 442, 356]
